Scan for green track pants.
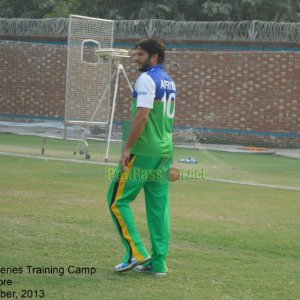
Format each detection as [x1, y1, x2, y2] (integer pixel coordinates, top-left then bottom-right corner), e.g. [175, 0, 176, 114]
[107, 154, 171, 273]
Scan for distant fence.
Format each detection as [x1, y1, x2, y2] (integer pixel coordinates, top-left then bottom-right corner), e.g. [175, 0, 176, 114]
[1, 18, 300, 42]
[1, 17, 300, 148]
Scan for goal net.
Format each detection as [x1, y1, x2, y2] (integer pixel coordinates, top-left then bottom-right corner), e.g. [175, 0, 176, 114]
[171, 51, 300, 150]
[165, 50, 300, 190]
[64, 15, 114, 133]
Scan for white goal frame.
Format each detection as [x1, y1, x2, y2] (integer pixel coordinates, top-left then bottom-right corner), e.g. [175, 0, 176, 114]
[64, 14, 114, 135]
[63, 15, 132, 161]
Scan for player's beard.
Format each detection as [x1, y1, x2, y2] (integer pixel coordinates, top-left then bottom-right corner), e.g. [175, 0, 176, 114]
[138, 57, 152, 72]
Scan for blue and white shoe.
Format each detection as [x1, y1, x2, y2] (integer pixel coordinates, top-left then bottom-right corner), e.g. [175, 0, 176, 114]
[114, 256, 151, 273]
[134, 264, 167, 276]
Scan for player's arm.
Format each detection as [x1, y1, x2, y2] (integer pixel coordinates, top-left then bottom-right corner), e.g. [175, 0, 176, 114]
[120, 73, 155, 170]
[120, 108, 151, 170]
[124, 107, 151, 150]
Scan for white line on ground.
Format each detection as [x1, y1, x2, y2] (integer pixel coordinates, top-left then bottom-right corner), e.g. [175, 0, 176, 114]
[205, 177, 300, 191]
[0, 151, 118, 166]
[1, 151, 299, 191]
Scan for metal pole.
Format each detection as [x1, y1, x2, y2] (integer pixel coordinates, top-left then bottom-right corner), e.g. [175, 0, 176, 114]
[105, 63, 122, 162]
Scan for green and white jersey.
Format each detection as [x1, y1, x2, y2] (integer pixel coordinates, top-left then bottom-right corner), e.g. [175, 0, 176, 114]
[131, 65, 176, 157]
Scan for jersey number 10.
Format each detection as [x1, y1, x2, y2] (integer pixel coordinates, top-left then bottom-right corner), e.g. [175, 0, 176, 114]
[162, 92, 175, 119]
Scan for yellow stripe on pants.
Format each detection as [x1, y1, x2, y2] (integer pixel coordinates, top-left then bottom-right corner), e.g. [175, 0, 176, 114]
[111, 156, 145, 262]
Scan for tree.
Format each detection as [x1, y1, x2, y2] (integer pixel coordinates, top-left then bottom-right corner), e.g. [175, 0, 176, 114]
[0, 0, 299, 22]
[0, 0, 63, 18]
[202, 1, 232, 20]
[258, 0, 300, 22]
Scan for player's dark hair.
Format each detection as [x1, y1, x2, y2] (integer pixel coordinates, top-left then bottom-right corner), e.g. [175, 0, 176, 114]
[135, 38, 165, 64]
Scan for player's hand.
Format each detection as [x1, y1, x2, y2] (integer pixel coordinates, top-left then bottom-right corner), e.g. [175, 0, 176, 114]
[120, 148, 131, 171]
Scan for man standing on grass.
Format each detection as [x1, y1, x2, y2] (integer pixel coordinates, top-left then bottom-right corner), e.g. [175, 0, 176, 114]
[107, 38, 176, 276]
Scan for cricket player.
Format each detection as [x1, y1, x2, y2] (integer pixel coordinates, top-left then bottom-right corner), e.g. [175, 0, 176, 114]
[107, 38, 176, 276]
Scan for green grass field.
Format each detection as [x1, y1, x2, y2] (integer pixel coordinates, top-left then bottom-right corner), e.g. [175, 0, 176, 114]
[1, 132, 300, 189]
[0, 147, 300, 299]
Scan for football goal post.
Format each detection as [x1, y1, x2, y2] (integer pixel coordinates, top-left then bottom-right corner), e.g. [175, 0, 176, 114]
[64, 15, 115, 158]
